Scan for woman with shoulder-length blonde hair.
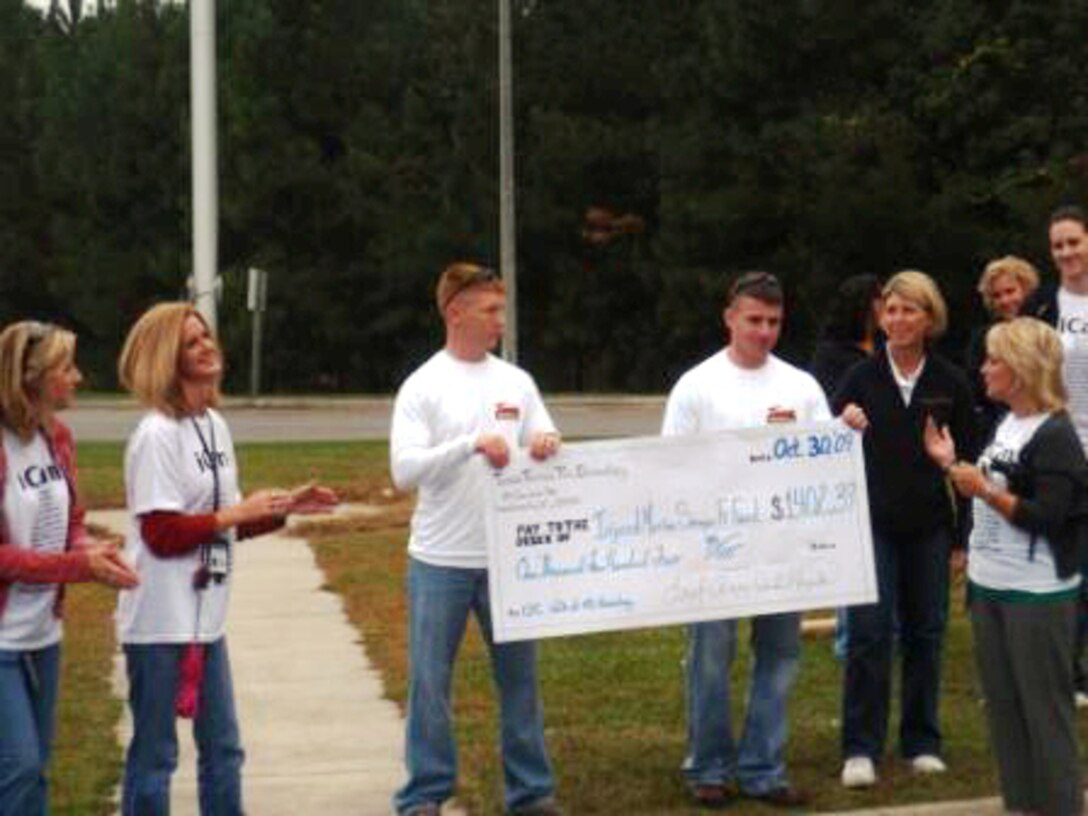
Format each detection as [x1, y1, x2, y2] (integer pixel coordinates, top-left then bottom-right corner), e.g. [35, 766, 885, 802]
[927, 317, 1085, 816]
[835, 270, 976, 788]
[115, 302, 335, 816]
[0, 320, 138, 814]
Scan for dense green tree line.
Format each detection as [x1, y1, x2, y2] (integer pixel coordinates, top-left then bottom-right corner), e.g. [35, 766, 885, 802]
[2, 0, 1087, 392]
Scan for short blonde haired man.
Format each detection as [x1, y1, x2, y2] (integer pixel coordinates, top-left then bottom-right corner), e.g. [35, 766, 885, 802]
[390, 262, 563, 816]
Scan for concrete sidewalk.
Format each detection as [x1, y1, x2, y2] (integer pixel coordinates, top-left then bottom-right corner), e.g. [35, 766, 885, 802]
[825, 801, 1006, 815]
[92, 509, 412, 816]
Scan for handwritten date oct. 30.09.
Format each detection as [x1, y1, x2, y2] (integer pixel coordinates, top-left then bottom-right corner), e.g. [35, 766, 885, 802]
[771, 430, 854, 461]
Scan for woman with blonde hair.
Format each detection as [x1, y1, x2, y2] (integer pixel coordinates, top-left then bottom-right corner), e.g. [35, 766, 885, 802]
[835, 271, 976, 788]
[966, 256, 1041, 442]
[0, 320, 138, 814]
[116, 302, 335, 815]
[927, 317, 1085, 816]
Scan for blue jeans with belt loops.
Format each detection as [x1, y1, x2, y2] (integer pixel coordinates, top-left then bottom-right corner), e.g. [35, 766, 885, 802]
[0, 644, 61, 816]
[122, 638, 245, 816]
[394, 558, 555, 814]
[682, 613, 801, 795]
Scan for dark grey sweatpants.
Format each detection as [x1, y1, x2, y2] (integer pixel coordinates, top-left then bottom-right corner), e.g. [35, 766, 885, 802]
[971, 597, 1083, 816]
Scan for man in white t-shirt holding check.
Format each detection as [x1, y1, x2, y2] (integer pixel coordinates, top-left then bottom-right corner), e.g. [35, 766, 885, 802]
[389, 262, 563, 816]
[662, 271, 830, 809]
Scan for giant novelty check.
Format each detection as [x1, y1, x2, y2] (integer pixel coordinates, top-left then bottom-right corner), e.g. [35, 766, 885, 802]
[484, 421, 876, 642]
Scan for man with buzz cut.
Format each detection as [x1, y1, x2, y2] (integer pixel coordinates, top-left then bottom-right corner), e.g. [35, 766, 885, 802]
[389, 261, 563, 816]
[662, 270, 830, 810]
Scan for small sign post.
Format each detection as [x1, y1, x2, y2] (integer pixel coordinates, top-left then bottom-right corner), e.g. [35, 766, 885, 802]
[247, 267, 268, 397]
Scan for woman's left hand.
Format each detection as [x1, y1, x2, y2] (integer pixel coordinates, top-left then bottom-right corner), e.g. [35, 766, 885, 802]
[923, 416, 955, 470]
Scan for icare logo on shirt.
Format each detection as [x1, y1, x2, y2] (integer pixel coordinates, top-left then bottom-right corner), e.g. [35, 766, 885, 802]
[1059, 316, 1088, 334]
[194, 449, 228, 473]
[16, 463, 64, 491]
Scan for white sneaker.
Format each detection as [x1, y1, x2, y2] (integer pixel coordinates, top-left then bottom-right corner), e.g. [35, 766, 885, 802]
[1075, 691, 1088, 708]
[841, 756, 877, 788]
[911, 754, 947, 774]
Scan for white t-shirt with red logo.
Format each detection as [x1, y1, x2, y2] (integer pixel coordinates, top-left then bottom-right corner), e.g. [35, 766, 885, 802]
[0, 429, 71, 650]
[661, 350, 831, 436]
[116, 409, 240, 644]
[391, 350, 556, 569]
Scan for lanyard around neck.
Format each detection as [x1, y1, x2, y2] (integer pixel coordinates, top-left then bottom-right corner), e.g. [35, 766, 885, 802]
[190, 414, 220, 512]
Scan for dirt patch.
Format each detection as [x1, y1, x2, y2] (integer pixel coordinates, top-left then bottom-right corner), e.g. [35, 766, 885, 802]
[328, 477, 405, 505]
[291, 497, 414, 538]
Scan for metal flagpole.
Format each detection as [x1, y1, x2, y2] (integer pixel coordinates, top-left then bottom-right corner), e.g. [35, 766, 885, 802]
[190, 0, 219, 331]
[498, 0, 518, 363]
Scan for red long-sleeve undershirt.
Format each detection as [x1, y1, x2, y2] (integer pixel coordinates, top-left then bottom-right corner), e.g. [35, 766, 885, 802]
[140, 511, 285, 558]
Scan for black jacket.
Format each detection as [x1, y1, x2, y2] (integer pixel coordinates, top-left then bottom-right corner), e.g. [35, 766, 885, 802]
[1008, 412, 1088, 579]
[1021, 282, 1060, 327]
[964, 322, 1006, 445]
[833, 351, 977, 547]
[810, 340, 868, 400]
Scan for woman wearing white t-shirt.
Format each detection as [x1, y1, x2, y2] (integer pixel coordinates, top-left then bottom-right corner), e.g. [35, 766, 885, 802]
[115, 303, 335, 816]
[926, 317, 1085, 816]
[0, 321, 138, 815]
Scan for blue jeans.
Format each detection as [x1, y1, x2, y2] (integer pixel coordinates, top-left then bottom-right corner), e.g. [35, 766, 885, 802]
[122, 638, 245, 816]
[682, 613, 801, 794]
[394, 559, 555, 814]
[0, 644, 61, 816]
[842, 526, 950, 761]
[833, 607, 849, 660]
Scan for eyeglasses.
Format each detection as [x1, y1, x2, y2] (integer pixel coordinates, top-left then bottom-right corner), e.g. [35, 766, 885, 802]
[23, 321, 53, 354]
[21, 321, 55, 374]
[25, 321, 51, 342]
[441, 266, 500, 311]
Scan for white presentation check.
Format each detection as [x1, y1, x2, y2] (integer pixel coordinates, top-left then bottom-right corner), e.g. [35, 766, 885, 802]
[484, 420, 876, 642]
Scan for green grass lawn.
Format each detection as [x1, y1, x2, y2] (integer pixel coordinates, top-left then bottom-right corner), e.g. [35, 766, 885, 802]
[74, 440, 391, 508]
[55, 438, 1088, 814]
[309, 518, 1014, 815]
[49, 582, 127, 816]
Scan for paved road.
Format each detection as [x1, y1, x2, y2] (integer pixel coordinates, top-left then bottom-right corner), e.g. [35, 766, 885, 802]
[67, 395, 667, 442]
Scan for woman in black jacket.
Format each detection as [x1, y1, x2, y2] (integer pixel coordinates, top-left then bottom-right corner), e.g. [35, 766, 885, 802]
[926, 317, 1084, 816]
[835, 271, 976, 789]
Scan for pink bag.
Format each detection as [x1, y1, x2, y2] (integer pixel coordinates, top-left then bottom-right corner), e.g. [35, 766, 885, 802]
[175, 643, 206, 719]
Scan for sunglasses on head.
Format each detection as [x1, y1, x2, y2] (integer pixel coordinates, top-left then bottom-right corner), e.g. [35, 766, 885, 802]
[442, 266, 500, 311]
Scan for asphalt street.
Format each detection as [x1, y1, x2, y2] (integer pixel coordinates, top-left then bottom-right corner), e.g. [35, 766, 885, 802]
[66, 395, 667, 442]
